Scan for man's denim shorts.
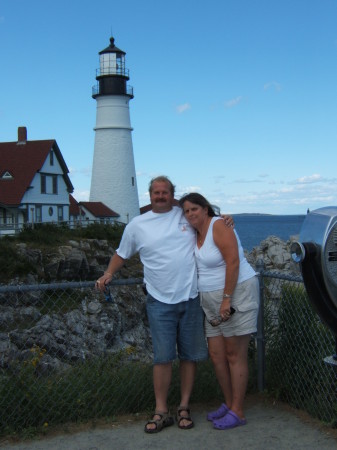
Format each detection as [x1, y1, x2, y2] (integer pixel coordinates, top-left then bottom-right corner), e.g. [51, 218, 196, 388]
[146, 294, 208, 364]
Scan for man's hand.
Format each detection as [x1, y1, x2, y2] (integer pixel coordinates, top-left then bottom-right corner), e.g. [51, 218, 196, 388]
[95, 272, 112, 292]
[221, 215, 234, 227]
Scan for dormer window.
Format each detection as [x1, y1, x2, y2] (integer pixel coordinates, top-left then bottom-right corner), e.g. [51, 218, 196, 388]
[1, 171, 13, 179]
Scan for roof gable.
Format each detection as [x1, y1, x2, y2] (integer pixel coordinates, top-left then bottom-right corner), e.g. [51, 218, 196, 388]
[0, 139, 73, 205]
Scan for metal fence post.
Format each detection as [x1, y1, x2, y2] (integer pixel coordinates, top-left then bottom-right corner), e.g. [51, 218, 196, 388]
[256, 259, 265, 392]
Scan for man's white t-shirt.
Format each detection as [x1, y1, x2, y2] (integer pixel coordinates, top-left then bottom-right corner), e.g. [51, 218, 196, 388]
[116, 206, 198, 304]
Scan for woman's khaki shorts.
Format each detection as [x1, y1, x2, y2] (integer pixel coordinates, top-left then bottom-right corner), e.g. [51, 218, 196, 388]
[200, 276, 259, 338]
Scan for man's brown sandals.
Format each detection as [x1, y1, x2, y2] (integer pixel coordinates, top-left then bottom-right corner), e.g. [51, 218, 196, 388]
[176, 406, 194, 429]
[144, 411, 174, 433]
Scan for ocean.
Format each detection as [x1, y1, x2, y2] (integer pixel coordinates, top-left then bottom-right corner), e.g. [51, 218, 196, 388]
[232, 214, 306, 252]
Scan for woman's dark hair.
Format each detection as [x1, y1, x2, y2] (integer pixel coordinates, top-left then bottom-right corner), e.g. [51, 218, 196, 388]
[179, 192, 218, 217]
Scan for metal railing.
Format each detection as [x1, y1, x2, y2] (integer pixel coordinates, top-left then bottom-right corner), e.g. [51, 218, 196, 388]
[0, 218, 125, 236]
[0, 270, 336, 434]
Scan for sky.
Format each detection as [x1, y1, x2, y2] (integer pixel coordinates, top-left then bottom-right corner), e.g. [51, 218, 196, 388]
[1, 0, 337, 215]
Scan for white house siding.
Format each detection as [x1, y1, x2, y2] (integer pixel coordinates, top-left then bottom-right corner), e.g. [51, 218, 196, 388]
[21, 151, 70, 224]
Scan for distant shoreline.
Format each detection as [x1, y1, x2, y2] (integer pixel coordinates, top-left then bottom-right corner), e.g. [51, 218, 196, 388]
[232, 213, 305, 217]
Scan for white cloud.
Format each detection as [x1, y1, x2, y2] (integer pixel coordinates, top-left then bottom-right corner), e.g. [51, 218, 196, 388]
[224, 96, 243, 108]
[69, 166, 92, 177]
[72, 189, 90, 201]
[176, 103, 191, 114]
[264, 81, 281, 91]
[296, 174, 322, 184]
[176, 185, 202, 198]
[208, 176, 337, 214]
[233, 178, 263, 184]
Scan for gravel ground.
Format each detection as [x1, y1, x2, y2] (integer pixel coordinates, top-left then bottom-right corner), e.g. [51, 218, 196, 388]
[1, 394, 336, 450]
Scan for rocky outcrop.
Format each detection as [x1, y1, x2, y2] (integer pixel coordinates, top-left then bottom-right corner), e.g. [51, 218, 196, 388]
[247, 235, 301, 275]
[0, 284, 151, 373]
[0, 236, 300, 374]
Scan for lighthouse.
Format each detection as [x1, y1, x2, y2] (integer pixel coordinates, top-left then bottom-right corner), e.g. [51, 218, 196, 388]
[89, 37, 139, 223]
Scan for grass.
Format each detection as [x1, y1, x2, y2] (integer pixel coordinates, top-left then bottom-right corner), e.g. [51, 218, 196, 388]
[265, 283, 337, 426]
[0, 347, 258, 438]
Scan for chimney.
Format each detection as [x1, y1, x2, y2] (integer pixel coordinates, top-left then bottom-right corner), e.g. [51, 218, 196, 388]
[17, 126, 27, 145]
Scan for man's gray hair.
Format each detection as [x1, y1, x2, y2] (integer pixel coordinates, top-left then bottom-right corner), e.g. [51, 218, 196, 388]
[149, 176, 175, 196]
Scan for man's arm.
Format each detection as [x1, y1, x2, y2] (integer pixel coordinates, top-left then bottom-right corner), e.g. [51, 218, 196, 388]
[95, 253, 126, 292]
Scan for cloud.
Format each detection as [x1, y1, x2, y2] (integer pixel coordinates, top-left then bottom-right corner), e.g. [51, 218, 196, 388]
[69, 166, 92, 177]
[264, 81, 281, 91]
[233, 178, 263, 184]
[224, 96, 243, 108]
[208, 176, 337, 214]
[176, 103, 191, 114]
[72, 189, 90, 201]
[176, 185, 202, 198]
[295, 174, 322, 184]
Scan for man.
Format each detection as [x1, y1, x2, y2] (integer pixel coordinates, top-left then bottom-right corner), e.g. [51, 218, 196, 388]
[96, 176, 232, 433]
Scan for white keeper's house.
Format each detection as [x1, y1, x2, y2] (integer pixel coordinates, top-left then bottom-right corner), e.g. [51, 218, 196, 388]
[0, 127, 74, 235]
[0, 127, 122, 236]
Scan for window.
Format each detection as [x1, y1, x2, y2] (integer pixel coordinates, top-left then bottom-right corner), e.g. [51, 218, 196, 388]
[1, 171, 13, 179]
[41, 175, 46, 194]
[50, 150, 54, 166]
[36, 206, 42, 223]
[52, 175, 58, 194]
[58, 206, 63, 222]
[0, 210, 13, 225]
[132, 176, 135, 186]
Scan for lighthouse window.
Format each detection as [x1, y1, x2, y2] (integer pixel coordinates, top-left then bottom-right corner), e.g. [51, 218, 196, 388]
[132, 177, 135, 186]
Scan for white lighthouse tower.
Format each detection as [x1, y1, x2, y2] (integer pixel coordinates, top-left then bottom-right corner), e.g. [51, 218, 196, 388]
[89, 37, 139, 223]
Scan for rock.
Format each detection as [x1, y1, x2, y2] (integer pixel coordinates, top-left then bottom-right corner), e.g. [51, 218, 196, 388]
[247, 235, 301, 275]
[0, 235, 301, 376]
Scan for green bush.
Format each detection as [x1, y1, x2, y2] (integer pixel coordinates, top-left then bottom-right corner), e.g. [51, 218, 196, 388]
[18, 223, 72, 245]
[0, 239, 36, 282]
[74, 222, 125, 247]
[0, 223, 125, 282]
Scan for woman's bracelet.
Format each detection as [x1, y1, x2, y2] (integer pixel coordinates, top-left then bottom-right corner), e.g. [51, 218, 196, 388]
[104, 271, 113, 276]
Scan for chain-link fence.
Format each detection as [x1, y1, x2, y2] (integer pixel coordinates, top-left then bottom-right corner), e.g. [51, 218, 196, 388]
[0, 272, 336, 435]
[259, 269, 337, 426]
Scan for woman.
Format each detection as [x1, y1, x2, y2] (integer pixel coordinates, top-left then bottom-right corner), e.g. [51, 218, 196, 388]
[179, 193, 259, 430]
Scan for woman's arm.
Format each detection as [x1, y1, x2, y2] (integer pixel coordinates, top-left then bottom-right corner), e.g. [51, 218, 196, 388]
[213, 220, 239, 318]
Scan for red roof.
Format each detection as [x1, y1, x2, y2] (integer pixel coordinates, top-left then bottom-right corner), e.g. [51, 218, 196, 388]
[0, 138, 73, 206]
[80, 201, 119, 218]
[69, 194, 85, 216]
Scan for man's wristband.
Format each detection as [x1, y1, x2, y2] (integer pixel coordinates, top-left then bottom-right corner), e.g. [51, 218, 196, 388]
[223, 293, 232, 299]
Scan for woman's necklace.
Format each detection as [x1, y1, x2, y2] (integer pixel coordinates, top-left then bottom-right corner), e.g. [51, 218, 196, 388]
[197, 217, 210, 246]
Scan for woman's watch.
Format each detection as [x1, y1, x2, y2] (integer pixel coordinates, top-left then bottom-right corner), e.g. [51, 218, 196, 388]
[223, 293, 232, 299]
